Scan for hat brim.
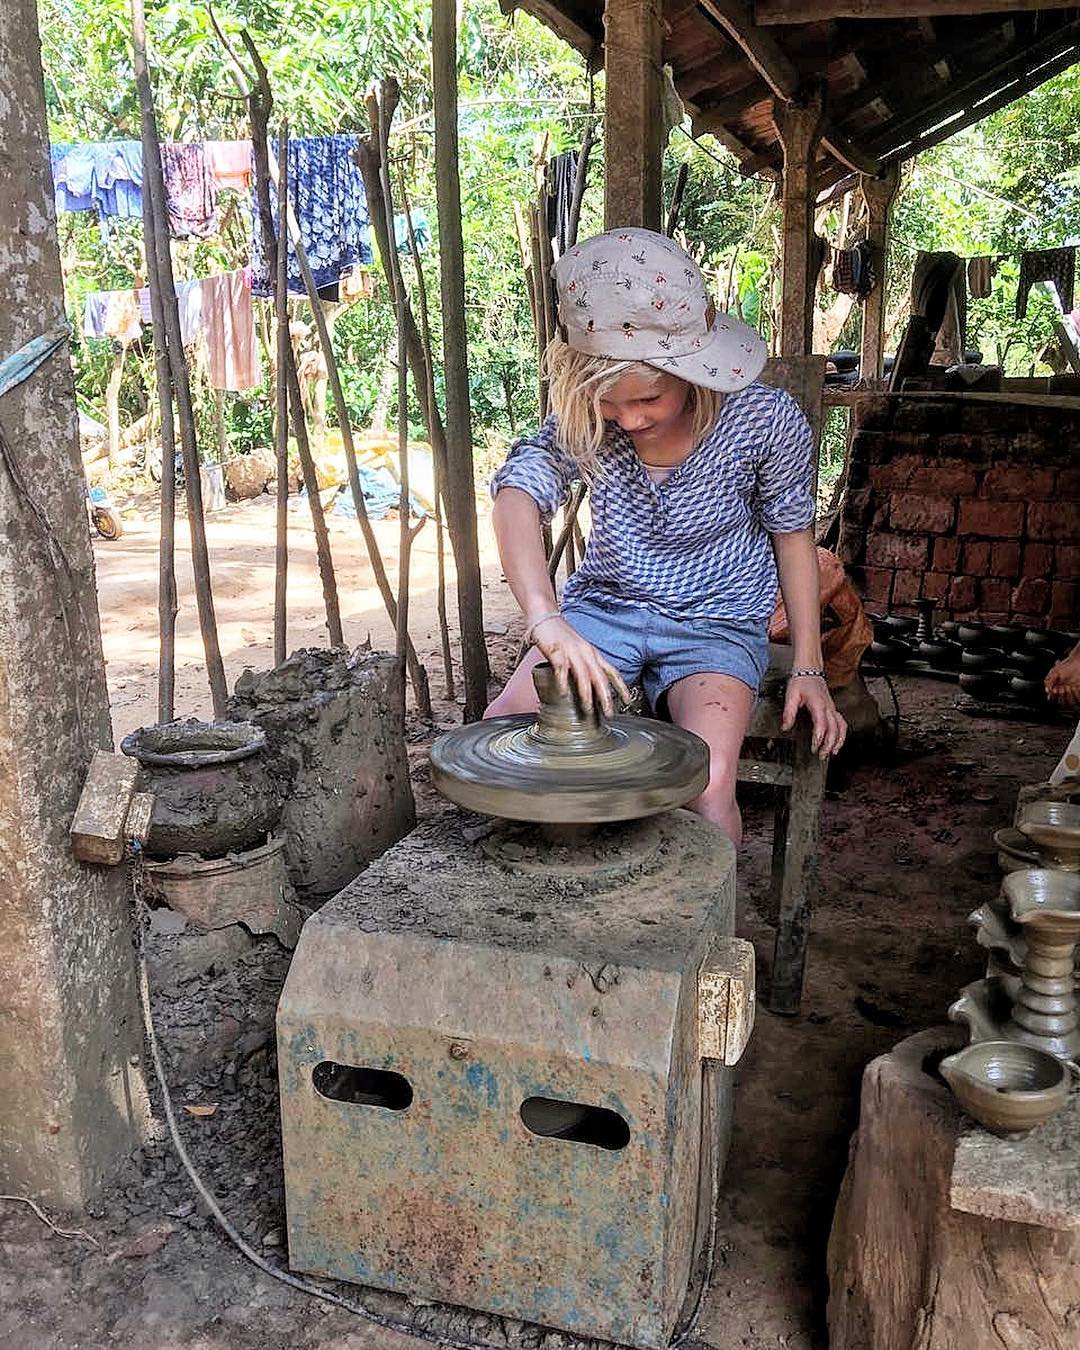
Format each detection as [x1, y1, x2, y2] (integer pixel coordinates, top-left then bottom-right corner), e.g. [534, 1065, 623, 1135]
[639, 315, 767, 394]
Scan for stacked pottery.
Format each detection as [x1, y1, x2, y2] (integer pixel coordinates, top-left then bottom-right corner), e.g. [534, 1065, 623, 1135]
[948, 800, 1080, 1132]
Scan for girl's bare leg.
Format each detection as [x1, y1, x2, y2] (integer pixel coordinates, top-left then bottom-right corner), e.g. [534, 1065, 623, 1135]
[665, 672, 756, 844]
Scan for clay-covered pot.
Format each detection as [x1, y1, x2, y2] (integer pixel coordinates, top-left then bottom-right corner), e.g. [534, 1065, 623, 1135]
[940, 1041, 1069, 1135]
[957, 623, 988, 647]
[121, 719, 282, 860]
[959, 671, 1005, 699]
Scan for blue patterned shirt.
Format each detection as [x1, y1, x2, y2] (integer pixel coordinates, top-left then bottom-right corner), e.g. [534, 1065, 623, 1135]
[491, 382, 814, 623]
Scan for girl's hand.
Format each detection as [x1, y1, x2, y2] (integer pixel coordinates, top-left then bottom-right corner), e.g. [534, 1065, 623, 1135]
[530, 616, 629, 716]
[1046, 652, 1080, 707]
[781, 674, 847, 759]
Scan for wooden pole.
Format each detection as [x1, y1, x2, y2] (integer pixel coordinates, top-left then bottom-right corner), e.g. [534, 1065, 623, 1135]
[432, 0, 491, 721]
[273, 120, 289, 667]
[139, 126, 178, 724]
[376, 81, 415, 720]
[602, 0, 664, 229]
[399, 171, 455, 702]
[773, 88, 825, 358]
[565, 116, 597, 256]
[859, 165, 900, 382]
[664, 161, 689, 238]
[245, 41, 344, 650]
[131, 0, 228, 719]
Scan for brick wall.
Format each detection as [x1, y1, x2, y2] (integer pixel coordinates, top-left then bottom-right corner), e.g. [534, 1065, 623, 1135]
[839, 395, 1079, 628]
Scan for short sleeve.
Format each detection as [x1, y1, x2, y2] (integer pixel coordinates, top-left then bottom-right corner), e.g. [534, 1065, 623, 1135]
[755, 389, 815, 533]
[490, 416, 577, 522]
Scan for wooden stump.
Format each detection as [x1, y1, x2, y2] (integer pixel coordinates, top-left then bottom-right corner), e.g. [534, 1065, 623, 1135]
[827, 1027, 1080, 1350]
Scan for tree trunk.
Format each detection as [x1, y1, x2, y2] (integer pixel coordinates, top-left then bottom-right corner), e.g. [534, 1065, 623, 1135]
[432, 0, 490, 720]
[828, 1027, 1080, 1350]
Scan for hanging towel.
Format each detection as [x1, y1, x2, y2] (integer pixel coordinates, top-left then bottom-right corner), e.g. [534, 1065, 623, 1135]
[1017, 247, 1076, 318]
[967, 255, 994, 300]
[202, 271, 260, 392]
[136, 278, 205, 346]
[913, 251, 967, 364]
[205, 140, 253, 194]
[160, 143, 219, 240]
[250, 134, 372, 298]
[832, 246, 860, 296]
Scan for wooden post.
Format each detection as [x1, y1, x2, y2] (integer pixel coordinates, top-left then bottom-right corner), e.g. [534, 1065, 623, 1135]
[132, 0, 228, 718]
[433, 0, 491, 720]
[602, 0, 664, 229]
[859, 165, 900, 382]
[273, 121, 289, 667]
[773, 89, 825, 358]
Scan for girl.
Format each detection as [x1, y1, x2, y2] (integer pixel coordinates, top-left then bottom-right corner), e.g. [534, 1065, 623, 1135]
[486, 228, 846, 843]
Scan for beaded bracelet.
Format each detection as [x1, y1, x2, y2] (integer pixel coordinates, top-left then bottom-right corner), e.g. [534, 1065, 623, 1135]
[790, 667, 827, 680]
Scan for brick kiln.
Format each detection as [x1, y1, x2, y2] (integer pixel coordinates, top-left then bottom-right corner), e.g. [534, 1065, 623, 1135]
[839, 393, 1079, 627]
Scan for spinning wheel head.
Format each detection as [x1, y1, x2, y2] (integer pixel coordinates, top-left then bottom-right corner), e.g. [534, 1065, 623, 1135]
[430, 663, 708, 824]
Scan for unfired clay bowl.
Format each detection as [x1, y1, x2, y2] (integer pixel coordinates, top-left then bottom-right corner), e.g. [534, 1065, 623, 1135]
[1018, 801, 1080, 868]
[939, 1040, 1069, 1134]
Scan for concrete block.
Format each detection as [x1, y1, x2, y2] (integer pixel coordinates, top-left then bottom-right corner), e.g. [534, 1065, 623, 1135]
[229, 647, 414, 900]
[278, 811, 739, 1349]
[70, 750, 138, 866]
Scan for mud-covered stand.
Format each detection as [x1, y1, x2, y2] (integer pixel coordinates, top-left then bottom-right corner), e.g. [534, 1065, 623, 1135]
[277, 666, 755, 1349]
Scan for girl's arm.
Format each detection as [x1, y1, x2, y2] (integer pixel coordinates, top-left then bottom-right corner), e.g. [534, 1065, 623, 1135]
[493, 487, 628, 714]
[771, 528, 847, 757]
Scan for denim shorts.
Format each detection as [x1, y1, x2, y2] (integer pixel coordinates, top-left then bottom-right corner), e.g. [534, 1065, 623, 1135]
[560, 595, 769, 710]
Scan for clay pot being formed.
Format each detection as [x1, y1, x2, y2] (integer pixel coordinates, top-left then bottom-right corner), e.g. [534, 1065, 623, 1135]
[939, 1041, 1069, 1135]
[121, 719, 282, 860]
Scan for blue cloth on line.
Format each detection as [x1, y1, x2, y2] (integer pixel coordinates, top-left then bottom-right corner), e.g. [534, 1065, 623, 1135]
[251, 135, 372, 298]
[50, 142, 143, 218]
[394, 207, 430, 255]
[0, 326, 71, 401]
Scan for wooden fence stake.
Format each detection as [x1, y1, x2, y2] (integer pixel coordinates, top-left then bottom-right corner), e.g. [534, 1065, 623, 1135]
[131, 0, 227, 719]
[273, 120, 289, 666]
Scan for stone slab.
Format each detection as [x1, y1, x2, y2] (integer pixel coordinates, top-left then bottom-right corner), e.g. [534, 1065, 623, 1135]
[951, 1090, 1080, 1231]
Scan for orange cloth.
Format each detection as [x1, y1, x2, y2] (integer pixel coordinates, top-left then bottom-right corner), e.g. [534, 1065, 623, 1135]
[768, 547, 873, 689]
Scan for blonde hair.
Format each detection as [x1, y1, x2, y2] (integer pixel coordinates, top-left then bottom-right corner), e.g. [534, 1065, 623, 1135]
[543, 337, 724, 476]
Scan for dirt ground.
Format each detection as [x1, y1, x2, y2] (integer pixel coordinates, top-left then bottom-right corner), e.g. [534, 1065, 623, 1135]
[1, 495, 1075, 1349]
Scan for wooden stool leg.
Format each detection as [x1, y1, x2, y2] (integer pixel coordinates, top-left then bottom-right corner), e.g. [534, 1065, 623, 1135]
[768, 722, 827, 1016]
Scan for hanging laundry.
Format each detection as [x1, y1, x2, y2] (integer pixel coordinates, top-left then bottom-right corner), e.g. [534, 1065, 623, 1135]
[832, 246, 860, 297]
[202, 270, 261, 392]
[967, 256, 995, 300]
[136, 277, 205, 346]
[1016, 247, 1076, 317]
[913, 251, 967, 365]
[394, 208, 431, 255]
[205, 140, 253, 194]
[250, 134, 372, 298]
[161, 143, 219, 240]
[340, 267, 376, 302]
[51, 142, 143, 218]
[545, 150, 579, 258]
[82, 289, 143, 344]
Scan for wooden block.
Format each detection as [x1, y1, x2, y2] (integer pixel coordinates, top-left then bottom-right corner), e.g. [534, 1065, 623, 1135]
[124, 791, 155, 850]
[70, 750, 138, 867]
[698, 937, 757, 1066]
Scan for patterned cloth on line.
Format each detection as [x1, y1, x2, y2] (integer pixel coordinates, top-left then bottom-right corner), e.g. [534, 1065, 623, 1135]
[160, 143, 219, 240]
[1017, 247, 1076, 318]
[250, 134, 373, 298]
[490, 382, 815, 624]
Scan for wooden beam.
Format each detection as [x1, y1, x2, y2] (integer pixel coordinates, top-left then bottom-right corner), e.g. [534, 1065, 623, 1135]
[868, 23, 1080, 157]
[698, 0, 801, 101]
[499, 0, 600, 58]
[859, 165, 900, 382]
[821, 131, 881, 177]
[755, 1, 1079, 22]
[603, 0, 665, 229]
[691, 86, 770, 136]
[773, 89, 825, 357]
[883, 44, 1080, 164]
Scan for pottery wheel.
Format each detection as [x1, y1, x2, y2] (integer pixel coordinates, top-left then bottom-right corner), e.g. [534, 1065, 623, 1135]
[431, 663, 708, 823]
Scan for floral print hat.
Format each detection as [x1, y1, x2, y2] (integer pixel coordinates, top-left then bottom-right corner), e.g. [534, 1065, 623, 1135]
[552, 226, 767, 394]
